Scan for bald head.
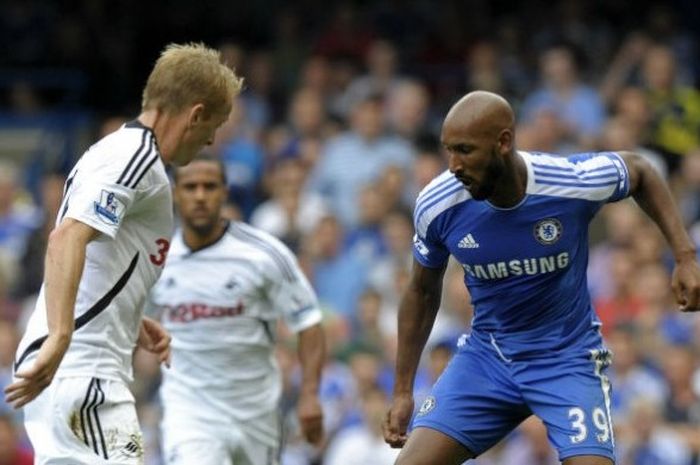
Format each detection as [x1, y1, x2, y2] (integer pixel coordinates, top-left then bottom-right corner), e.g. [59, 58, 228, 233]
[444, 91, 514, 138]
[442, 91, 520, 201]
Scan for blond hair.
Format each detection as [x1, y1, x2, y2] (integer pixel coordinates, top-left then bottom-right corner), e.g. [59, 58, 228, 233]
[142, 42, 243, 117]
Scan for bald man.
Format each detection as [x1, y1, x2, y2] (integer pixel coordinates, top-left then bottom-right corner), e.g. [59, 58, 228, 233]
[383, 91, 700, 465]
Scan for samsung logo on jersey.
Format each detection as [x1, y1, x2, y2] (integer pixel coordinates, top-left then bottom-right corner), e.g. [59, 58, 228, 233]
[462, 252, 569, 280]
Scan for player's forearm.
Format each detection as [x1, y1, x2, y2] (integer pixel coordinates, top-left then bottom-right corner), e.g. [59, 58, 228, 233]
[393, 275, 442, 395]
[43, 222, 94, 339]
[624, 152, 696, 261]
[297, 324, 325, 396]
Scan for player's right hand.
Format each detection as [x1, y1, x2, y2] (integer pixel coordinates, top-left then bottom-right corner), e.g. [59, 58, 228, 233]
[297, 391, 324, 446]
[672, 256, 700, 312]
[4, 333, 70, 409]
[383, 392, 414, 448]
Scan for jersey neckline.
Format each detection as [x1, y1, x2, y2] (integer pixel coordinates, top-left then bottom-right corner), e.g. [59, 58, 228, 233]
[125, 119, 152, 131]
[484, 151, 533, 211]
[125, 119, 161, 151]
[180, 220, 231, 255]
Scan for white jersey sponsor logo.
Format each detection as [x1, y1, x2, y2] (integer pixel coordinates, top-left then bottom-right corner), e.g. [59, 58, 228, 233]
[151, 223, 322, 421]
[462, 252, 570, 280]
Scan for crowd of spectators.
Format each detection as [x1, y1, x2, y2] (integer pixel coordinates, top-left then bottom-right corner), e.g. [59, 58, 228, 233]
[1, 1, 700, 464]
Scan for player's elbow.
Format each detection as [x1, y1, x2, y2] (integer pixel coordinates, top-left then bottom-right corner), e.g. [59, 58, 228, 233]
[47, 226, 69, 251]
[617, 151, 658, 193]
[617, 150, 646, 170]
[46, 227, 73, 262]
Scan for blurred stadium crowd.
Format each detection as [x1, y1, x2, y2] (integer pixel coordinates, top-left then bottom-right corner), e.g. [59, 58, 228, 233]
[1, 0, 700, 464]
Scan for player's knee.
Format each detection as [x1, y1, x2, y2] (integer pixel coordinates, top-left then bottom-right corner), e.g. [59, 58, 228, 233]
[562, 455, 614, 465]
[395, 456, 430, 465]
[395, 454, 466, 465]
[394, 443, 474, 465]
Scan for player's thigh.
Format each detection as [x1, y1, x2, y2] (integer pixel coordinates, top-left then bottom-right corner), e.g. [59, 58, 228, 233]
[25, 377, 143, 465]
[518, 349, 615, 463]
[163, 435, 231, 465]
[162, 415, 230, 465]
[395, 426, 474, 465]
[563, 455, 613, 465]
[24, 378, 96, 465]
[236, 410, 282, 465]
[411, 344, 531, 459]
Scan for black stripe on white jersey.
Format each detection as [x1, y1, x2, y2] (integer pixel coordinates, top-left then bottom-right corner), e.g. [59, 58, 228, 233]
[230, 224, 296, 281]
[58, 170, 77, 222]
[86, 386, 99, 456]
[129, 151, 159, 188]
[79, 379, 95, 450]
[13, 253, 140, 372]
[93, 379, 109, 459]
[258, 319, 274, 343]
[80, 377, 108, 459]
[117, 130, 149, 186]
[121, 134, 156, 189]
[276, 411, 283, 465]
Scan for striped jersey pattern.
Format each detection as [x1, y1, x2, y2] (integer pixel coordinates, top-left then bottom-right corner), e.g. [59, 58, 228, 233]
[410, 150, 631, 358]
[116, 127, 159, 189]
[15, 119, 174, 383]
[528, 151, 629, 202]
[414, 170, 471, 238]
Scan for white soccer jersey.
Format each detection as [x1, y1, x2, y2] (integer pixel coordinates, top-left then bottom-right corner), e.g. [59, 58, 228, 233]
[150, 221, 322, 422]
[15, 120, 174, 384]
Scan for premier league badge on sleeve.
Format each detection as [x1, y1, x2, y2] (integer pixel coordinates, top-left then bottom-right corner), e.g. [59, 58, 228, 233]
[534, 218, 562, 245]
[94, 190, 125, 225]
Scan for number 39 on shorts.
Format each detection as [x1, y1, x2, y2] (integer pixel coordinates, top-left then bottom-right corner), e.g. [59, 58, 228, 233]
[150, 238, 170, 266]
[568, 406, 611, 444]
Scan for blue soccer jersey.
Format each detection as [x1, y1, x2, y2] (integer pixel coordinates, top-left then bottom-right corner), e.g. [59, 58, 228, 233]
[413, 151, 630, 359]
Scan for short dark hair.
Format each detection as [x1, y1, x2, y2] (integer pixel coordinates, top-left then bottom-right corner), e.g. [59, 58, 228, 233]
[172, 153, 227, 185]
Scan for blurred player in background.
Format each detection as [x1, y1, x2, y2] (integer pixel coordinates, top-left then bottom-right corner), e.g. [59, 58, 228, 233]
[150, 155, 325, 465]
[383, 91, 700, 465]
[5, 43, 242, 464]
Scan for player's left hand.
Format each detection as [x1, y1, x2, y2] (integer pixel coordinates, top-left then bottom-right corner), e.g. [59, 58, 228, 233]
[672, 256, 700, 312]
[297, 391, 324, 445]
[137, 317, 172, 367]
[383, 392, 414, 448]
[4, 333, 70, 409]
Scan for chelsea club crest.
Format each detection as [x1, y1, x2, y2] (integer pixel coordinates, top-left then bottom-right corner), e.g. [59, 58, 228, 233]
[418, 396, 436, 416]
[534, 218, 562, 245]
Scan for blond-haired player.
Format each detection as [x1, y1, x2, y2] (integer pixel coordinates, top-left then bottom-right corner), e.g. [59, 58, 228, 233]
[5, 43, 242, 465]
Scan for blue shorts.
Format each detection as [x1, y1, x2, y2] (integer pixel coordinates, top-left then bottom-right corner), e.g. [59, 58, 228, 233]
[412, 335, 615, 462]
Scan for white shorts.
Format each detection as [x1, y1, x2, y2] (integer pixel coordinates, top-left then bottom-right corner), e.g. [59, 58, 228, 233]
[162, 409, 282, 465]
[24, 376, 144, 465]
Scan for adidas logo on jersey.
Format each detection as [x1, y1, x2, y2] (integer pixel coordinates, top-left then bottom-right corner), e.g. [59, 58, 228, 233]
[458, 233, 479, 249]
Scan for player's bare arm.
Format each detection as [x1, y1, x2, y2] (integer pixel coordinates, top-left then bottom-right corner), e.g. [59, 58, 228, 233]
[137, 316, 172, 367]
[384, 260, 446, 448]
[4, 219, 99, 408]
[619, 151, 700, 311]
[297, 323, 325, 445]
